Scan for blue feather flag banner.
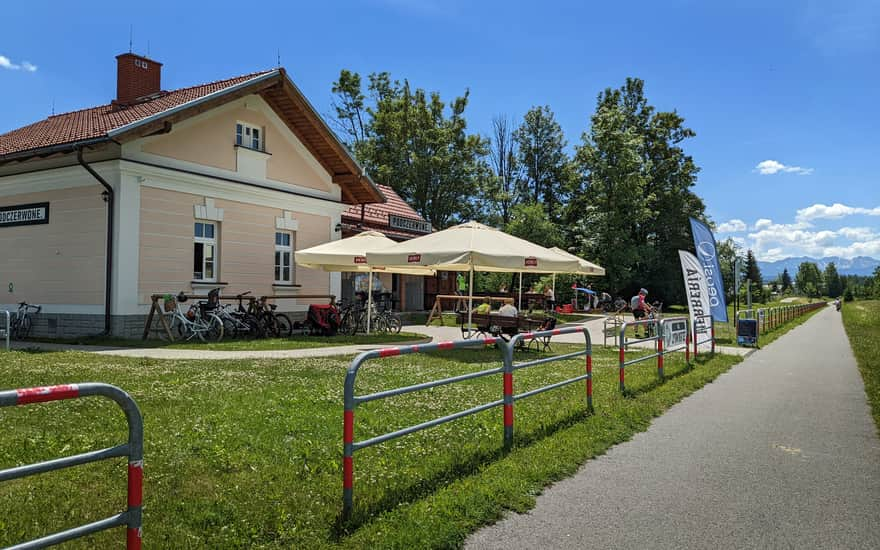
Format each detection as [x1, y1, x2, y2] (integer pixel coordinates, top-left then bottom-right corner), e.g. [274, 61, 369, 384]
[689, 217, 728, 322]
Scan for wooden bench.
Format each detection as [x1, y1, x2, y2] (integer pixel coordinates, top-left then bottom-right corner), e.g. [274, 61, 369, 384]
[456, 312, 551, 351]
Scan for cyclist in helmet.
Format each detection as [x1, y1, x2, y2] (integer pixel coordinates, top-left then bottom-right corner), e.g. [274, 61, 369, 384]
[631, 287, 653, 337]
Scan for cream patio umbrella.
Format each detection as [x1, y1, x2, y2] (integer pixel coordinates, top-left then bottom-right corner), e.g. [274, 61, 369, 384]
[295, 231, 434, 333]
[547, 246, 606, 310]
[366, 221, 586, 332]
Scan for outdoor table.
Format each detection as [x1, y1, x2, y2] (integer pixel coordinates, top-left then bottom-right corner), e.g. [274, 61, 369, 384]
[426, 295, 515, 325]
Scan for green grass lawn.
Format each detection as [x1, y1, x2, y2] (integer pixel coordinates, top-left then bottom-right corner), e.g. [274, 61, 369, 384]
[841, 300, 880, 433]
[428, 311, 590, 328]
[26, 332, 428, 351]
[0, 345, 738, 548]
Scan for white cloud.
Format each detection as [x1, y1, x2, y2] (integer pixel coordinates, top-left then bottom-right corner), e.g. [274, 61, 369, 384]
[716, 219, 746, 232]
[755, 159, 813, 176]
[754, 218, 773, 230]
[0, 54, 37, 72]
[796, 202, 880, 222]
[745, 223, 880, 260]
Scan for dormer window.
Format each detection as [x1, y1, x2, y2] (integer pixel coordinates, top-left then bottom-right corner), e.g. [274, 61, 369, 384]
[235, 122, 263, 151]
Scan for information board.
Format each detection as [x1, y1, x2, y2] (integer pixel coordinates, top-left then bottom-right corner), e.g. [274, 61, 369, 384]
[663, 319, 688, 348]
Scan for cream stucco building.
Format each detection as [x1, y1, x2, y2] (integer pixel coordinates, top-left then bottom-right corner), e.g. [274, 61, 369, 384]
[0, 53, 385, 337]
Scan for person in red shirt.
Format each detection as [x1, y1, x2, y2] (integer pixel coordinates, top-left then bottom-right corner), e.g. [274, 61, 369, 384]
[632, 288, 653, 337]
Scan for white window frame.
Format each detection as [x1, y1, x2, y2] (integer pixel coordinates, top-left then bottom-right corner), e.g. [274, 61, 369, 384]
[194, 221, 218, 282]
[235, 122, 264, 152]
[274, 231, 294, 284]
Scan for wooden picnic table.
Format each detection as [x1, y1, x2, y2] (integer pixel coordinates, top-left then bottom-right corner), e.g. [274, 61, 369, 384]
[454, 312, 551, 351]
[425, 295, 515, 326]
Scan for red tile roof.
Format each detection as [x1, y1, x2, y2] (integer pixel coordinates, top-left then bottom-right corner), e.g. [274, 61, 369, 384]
[342, 183, 429, 230]
[0, 70, 274, 156]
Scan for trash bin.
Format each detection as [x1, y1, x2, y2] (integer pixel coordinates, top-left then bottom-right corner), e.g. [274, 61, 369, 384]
[737, 318, 758, 347]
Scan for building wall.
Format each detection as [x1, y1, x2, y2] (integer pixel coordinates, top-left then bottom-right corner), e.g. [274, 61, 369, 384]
[0, 185, 106, 308]
[138, 185, 332, 308]
[140, 96, 333, 193]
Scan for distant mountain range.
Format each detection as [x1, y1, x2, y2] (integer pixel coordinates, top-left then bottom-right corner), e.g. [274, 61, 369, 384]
[757, 256, 880, 279]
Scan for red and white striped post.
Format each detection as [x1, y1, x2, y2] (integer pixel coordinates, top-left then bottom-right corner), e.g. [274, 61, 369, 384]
[710, 319, 716, 354]
[127, 459, 143, 550]
[503, 370, 514, 448]
[684, 328, 691, 365]
[657, 334, 664, 379]
[585, 353, 593, 411]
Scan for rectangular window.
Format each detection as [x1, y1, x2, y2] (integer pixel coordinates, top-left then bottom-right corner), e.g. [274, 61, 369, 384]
[274, 231, 293, 284]
[194, 221, 217, 281]
[235, 122, 263, 151]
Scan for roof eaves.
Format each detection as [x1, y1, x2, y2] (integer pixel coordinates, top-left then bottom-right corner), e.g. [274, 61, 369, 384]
[0, 136, 110, 165]
[278, 69, 385, 204]
[107, 69, 281, 139]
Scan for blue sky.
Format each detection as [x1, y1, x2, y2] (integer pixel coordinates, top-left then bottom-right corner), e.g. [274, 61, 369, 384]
[2, 0, 878, 261]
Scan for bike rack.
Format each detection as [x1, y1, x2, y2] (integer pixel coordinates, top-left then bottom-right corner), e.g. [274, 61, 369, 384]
[1, 310, 9, 351]
[0, 383, 144, 549]
[342, 326, 592, 519]
[603, 315, 625, 347]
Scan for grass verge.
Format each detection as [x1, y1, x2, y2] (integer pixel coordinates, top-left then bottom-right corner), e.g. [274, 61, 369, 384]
[0, 344, 738, 548]
[23, 332, 428, 351]
[841, 300, 880, 433]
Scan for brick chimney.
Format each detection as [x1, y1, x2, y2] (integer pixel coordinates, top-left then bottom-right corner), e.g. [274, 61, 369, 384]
[115, 53, 162, 106]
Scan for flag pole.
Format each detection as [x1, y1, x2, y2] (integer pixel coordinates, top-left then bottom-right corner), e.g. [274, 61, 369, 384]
[366, 270, 373, 334]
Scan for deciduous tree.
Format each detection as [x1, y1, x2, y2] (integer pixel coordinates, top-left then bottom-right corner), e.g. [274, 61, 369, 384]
[331, 70, 490, 228]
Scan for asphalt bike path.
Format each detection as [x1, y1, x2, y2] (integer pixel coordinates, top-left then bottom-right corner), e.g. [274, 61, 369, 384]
[467, 305, 880, 549]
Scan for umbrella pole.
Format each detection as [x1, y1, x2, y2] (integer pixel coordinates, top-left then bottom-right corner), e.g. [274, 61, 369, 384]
[467, 267, 474, 337]
[367, 271, 373, 334]
[518, 272, 522, 311]
[552, 274, 556, 311]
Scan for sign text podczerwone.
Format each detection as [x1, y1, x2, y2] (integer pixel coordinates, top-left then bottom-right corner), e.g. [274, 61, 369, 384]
[388, 214, 431, 234]
[0, 202, 50, 227]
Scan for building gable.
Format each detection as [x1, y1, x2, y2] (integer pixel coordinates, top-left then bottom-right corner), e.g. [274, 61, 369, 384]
[137, 95, 334, 195]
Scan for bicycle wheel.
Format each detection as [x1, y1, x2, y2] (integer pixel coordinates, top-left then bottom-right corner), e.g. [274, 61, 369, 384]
[244, 314, 264, 339]
[221, 316, 238, 339]
[385, 313, 402, 334]
[13, 315, 31, 339]
[339, 310, 357, 335]
[369, 314, 388, 334]
[274, 313, 292, 337]
[205, 314, 224, 342]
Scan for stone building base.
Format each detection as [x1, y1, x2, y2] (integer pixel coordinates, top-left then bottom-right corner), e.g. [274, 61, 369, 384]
[25, 311, 308, 340]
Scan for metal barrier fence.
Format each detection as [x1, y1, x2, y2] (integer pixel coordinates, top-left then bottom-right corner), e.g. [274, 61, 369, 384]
[342, 326, 592, 519]
[603, 315, 625, 347]
[736, 302, 826, 338]
[0, 383, 144, 549]
[618, 317, 692, 392]
[1, 310, 9, 351]
[693, 313, 715, 355]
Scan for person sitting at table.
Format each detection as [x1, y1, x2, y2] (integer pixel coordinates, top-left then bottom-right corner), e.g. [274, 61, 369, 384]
[473, 298, 491, 315]
[498, 282, 508, 294]
[498, 302, 518, 317]
[543, 285, 555, 312]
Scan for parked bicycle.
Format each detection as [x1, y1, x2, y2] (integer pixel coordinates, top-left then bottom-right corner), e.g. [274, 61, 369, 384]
[216, 303, 262, 339]
[11, 301, 41, 340]
[158, 292, 224, 342]
[243, 295, 292, 338]
[646, 301, 663, 338]
[337, 292, 401, 335]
